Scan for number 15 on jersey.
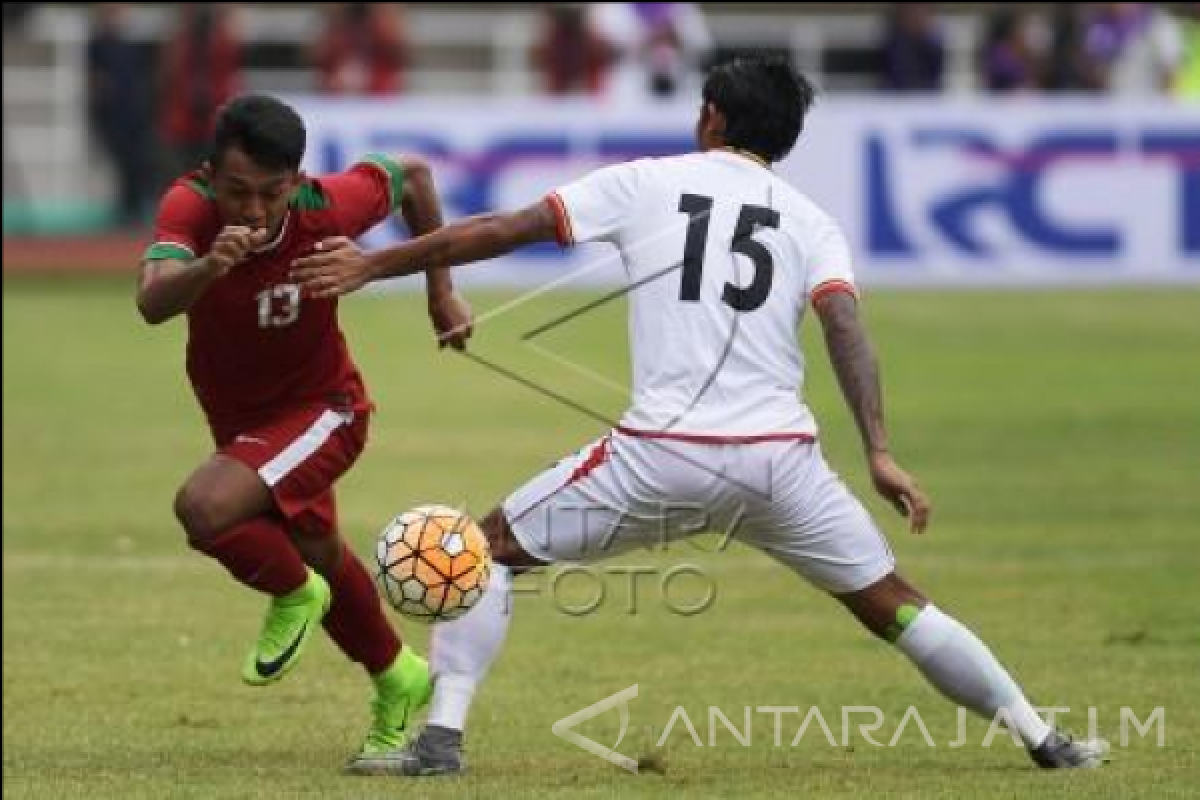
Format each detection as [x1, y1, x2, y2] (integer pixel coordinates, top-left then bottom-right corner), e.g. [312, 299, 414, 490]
[678, 193, 780, 313]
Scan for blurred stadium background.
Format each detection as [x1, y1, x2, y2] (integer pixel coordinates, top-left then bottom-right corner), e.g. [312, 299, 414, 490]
[3, 4, 1198, 799]
[3, 2, 1198, 280]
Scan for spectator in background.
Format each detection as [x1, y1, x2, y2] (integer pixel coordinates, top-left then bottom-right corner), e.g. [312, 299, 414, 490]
[1172, 4, 1200, 98]
[1085, 3, 1184, 93]
[87, 3, 154, 229]
[880, 4, 945, 91]
[313, 3, 409, 96]
[1044, 3, 1105, 92]
[159, 4, 242, 178]
[588, 3, 712, 101]
[979, 9, 1045, 92]
[531, 5, 614, 96]
[2, 2, 34, 31]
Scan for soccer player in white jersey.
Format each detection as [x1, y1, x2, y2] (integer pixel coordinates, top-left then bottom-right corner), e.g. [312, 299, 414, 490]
[292, 56, 1109, 775]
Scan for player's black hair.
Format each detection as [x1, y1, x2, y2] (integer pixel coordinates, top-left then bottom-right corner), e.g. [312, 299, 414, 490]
[701, 55, 816, 164]
[211, 94, 306, 172]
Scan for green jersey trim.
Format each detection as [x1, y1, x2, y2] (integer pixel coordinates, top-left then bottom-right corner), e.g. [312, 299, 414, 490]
[360, 154, 405, 213]
[143, 242, 195, 262]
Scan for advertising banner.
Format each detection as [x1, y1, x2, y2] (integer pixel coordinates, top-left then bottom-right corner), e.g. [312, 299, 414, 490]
[291, 96, 1200, 287]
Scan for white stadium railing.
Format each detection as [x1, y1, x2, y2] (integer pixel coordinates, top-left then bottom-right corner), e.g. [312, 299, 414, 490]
[3, 5, 986, 221]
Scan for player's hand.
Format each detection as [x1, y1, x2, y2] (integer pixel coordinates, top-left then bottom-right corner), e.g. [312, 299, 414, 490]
[207, 226, 269, 275]
[290, 237, 373, 297]
[428, 290, 474, 350]
[868, 451, 931, 534]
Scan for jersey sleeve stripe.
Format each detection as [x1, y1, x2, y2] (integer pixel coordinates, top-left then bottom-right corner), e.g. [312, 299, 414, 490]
[546, 192, 574, 246]
[810, 279, 858, 305]
[143, 242, 195, 262]
[359, 154, 406, 213]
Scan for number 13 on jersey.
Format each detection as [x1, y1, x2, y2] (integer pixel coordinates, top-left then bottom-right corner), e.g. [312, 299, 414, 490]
[256, 284, 301, 328]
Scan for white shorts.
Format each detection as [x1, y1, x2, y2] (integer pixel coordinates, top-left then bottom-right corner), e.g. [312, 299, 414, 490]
[503, 430, 895, 594]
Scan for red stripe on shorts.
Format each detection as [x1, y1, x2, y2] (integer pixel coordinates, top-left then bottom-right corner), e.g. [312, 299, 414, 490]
[565, 436, 611, 486]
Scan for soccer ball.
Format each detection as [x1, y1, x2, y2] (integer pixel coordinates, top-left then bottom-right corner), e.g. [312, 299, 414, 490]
[375, 505, 491, 622]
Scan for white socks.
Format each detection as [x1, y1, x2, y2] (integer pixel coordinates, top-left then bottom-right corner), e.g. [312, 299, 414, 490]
[894, 604, 1052, 748]
[426, 576, 1050, 748]
[427, 563, 513, 731]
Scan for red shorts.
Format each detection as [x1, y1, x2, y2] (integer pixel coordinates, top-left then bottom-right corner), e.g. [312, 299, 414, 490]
[217, 407, 369, 536]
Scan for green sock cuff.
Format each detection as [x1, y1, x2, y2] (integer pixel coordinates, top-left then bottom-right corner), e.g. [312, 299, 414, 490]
[373, 646, 423, 691]
[279, 569, 317, 603]
[884, 603, 923, 643]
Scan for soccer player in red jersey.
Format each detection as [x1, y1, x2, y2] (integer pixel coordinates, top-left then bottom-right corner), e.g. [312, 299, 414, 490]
[136, 94, 472, 773]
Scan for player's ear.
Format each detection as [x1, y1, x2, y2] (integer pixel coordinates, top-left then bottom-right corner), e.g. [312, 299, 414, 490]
[700, 103, 727, 148]
[707, 104, 727, 138]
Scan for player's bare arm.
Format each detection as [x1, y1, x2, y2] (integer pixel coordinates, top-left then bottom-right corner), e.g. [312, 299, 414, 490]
[394, 154, 474, 350]
[814, 290, 931, 533]
[136, 226, 268, 324]
[291, 201, 557, 299]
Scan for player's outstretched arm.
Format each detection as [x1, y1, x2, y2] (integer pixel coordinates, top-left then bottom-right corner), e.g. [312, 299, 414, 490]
[291, 201, 558, 299]
[136, 226, 268, 324]
[814, 290, 931, 533]
[393, 154, 473, 349]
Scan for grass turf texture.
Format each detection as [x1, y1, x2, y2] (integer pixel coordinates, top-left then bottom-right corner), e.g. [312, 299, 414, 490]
[4, 276, 1198, 798]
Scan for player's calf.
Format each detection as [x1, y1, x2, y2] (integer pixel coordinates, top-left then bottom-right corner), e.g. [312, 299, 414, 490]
[841, 572, 1107, 767]
[836, 571, 928, 641]
[178, 457, 315, 630]
[393, 508, 520, 774]
[315, 537, 405, 676]
[286, 523, 344, 578]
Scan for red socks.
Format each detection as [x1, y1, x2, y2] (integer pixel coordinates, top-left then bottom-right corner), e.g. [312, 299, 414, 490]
[322, 542, 402, 675]
[197, 518, 309, 596]
[196, 522, 400, 675]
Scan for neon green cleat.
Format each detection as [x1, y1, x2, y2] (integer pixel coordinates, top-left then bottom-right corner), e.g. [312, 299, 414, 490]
[241, 570, 331, 687]
[344, 647, 434, 775]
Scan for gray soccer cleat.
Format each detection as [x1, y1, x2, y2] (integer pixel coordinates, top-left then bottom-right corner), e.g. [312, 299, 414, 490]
[1029, 730, 1111, 769]
[397, 725, 467, 776]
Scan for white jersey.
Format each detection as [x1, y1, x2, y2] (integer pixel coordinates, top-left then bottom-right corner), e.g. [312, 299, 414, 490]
[549, 149, 857, 440]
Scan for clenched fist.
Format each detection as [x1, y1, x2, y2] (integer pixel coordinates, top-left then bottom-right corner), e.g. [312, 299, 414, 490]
[206, 226, 270, 276]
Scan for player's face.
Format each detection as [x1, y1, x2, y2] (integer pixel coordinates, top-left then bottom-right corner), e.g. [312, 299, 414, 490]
[209, 145, 300, 236]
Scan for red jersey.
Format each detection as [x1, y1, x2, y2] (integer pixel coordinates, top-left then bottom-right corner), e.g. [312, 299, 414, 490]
[144, 155, 406, 439]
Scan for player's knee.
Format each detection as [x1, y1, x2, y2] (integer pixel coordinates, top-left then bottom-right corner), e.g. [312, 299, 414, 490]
[845, 598, 906, 642]
[480, 507, 539, 569]
[480, 508, 514, 560]
[174, 482, 232, 547]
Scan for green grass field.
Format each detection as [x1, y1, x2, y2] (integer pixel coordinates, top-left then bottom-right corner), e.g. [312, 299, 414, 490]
[4, 277, 1198, 798]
